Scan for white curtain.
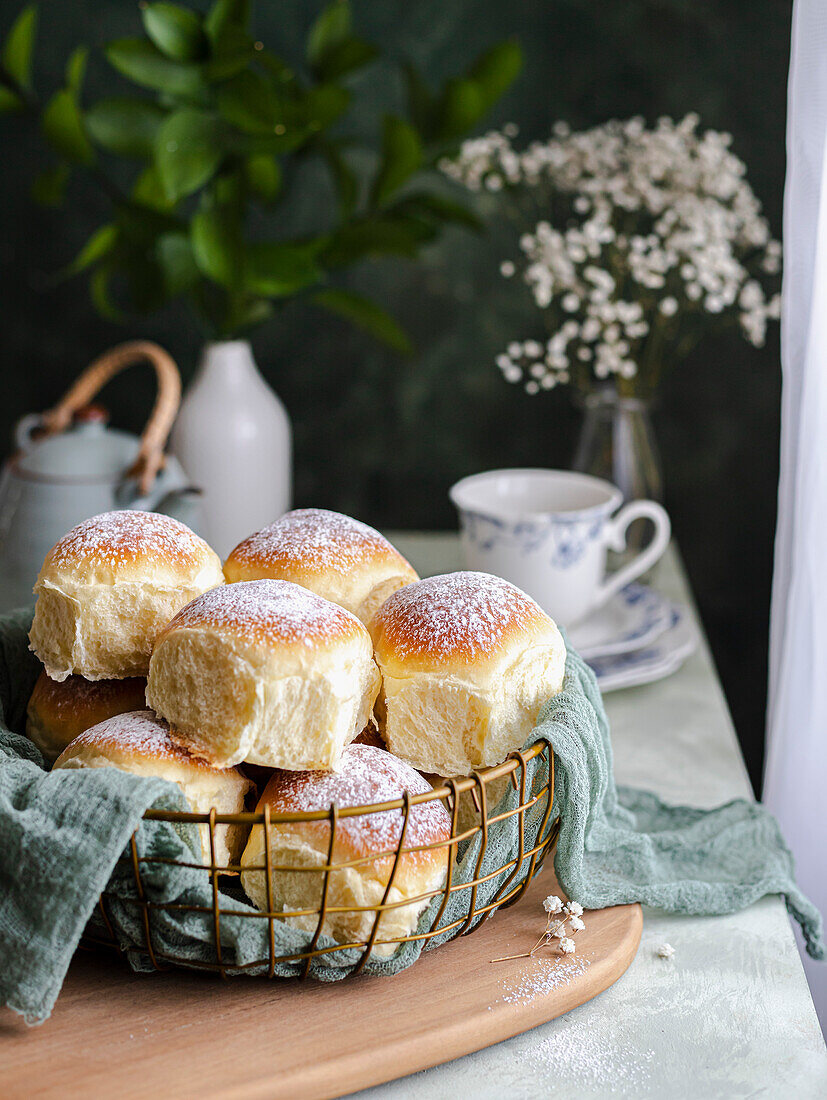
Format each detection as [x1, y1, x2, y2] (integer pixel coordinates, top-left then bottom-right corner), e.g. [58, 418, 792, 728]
[765, 0, 827, 1030]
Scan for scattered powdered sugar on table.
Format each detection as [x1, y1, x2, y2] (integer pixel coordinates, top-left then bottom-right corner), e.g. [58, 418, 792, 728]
[46, 510, 208, 570]
[374, 571, 550, 660]
[228, 509, 410, 573]
[529, 1028, 656, 1093]
[498, 955, 592, 1006]
[161, 578, 363, 647]
[268, 744, 451, 859]
[494, 955, 656, 1094]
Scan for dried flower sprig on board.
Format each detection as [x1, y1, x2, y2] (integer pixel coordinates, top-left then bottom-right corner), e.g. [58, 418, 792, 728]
[492, 895, 587, 963]
[442, 114, 781, 398]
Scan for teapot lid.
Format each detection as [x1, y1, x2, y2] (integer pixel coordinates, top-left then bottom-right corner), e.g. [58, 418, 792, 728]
[16, 411, 141, 482]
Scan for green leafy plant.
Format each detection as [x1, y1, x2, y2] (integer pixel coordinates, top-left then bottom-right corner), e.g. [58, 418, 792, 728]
[0, 1, 521, 347]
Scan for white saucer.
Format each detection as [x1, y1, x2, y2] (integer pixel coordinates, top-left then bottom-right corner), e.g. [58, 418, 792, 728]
[587, 604, 697, 692]
[568, 583, 673, 660]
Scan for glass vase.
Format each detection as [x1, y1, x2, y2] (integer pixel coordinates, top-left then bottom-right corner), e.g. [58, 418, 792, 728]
[572, 388, 664, 554]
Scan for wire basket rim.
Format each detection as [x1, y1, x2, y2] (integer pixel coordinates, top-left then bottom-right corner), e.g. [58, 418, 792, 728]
[140, 739, 551, 826]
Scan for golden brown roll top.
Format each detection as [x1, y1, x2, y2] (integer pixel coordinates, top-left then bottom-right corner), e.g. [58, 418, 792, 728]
[26, 671, 148, 762]
[240, 744, 452, 955]
[370, 571, 566, 776]
[146, 579, 381, 770]
[53, 710, 251, 867]
[223, 508, 419, 625]
[29, 510, 224, 682]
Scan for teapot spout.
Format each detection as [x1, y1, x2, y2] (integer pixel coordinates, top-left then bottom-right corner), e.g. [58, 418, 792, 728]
[151, 487, 206, 536]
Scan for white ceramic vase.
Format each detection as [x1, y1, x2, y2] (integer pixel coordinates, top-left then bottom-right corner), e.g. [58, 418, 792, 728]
[170, 339, 291, 558]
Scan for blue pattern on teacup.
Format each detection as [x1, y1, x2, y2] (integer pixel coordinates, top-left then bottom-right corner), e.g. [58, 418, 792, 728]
[460, 510, 604, 568]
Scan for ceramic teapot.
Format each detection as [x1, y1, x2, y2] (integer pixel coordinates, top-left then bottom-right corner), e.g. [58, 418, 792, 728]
[0, 341, 203, 611]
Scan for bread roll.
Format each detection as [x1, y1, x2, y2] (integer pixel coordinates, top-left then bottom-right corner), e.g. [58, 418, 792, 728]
[53, 710, 251, 867]
[26, 670, 147, 762]
[370, 571, 566, 776]
[146, 579, 381, 770]
[353, 723, 386, 750]
[240, 744, 451, 956]
[425, 772, 513, 839]
[29, 510, 224, 682]
[223, 509, 418, 625]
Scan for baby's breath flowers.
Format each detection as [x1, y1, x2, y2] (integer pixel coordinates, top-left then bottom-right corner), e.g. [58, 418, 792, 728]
[656, 942, 676, 959]
[442, 114, 781, 398]
[543, 894, 564, 915]
[492, 896, 586, 963]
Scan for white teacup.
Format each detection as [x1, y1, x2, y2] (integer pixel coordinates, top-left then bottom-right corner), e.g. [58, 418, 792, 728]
[449, 468, 671, 627]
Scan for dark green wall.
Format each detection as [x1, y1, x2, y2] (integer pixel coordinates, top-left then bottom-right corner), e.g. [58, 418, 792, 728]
[0, 0, 790, 790]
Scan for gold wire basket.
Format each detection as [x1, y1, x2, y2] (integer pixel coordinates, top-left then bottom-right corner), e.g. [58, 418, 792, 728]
[82, 740, 559, 979]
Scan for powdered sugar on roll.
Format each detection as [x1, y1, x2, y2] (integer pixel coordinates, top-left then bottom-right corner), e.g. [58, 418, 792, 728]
[30, 510, 224, 682]
[159, 578, 364, 649]
[263, 744, 451, 861]
[372, 571, 553, 664]
[147, 580, 381, 771]
[371, 571, 565, 775]
[64, 708, 214, 769]
[223, 509, 419, 626]
[227, 509, 411, 575]
[45, 510, 211, 572]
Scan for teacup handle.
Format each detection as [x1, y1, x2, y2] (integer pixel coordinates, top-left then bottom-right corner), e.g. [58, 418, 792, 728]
[593, 500, 671, 609]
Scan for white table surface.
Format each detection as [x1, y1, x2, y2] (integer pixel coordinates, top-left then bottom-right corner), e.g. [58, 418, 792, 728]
[352, 535, 827, 1099]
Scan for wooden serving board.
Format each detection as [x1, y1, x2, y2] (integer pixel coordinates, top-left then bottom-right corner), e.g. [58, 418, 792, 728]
[0, 870, 642, 1100]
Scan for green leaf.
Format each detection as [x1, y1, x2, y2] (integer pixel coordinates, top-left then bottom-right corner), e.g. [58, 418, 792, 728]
[300, 83, 349, 130]
[191, 198, 241, 286]
[132, 163, 176, 210]
[437, 77, 484, 141]
[313, 37, 376, 82]
[241, 128, 311, 155]
[0, 86, 22, 114]
[205, 0, 249, 45]
[229, 296, 273, 332]
[321, 215, 435, 267]
[403, 63, 434, 139]
[216, 70, 278, 133]
[155, 108, 223, 201]
[312, 288, 412, 353]
[105, 38, 203, 97]
[371, 115, 422, 208]
[392, 191, 482, 231]
[65, 46, 87, 95]
[90, 262, 124, 321]
[244, 154, 281, 202]
[41, 89, 94, 164]
[155, 230, 200, 295]
[31, 162, 70, 206]
[468, 40, 522, 114]
[322, 142, 358, 216]
[142, 3, 205, 62]
[245, 241, 321, 297]
[86, 98, 166, 159]
[2, 5, 37, 90]
[257, 51, 295, 86]
[64, 223, 118, 276]
[201, 33, 253, 81]
[307, 0, 351, 71]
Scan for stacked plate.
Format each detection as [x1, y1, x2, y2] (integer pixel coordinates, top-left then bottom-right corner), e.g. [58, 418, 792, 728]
[568, 583, 697, 692]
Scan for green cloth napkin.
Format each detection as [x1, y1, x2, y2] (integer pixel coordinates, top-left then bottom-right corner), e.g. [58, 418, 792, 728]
[0, 610, 822, 1025]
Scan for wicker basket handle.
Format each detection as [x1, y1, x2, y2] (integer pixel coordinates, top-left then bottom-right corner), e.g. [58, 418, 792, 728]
[39, 341, 182, 495]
